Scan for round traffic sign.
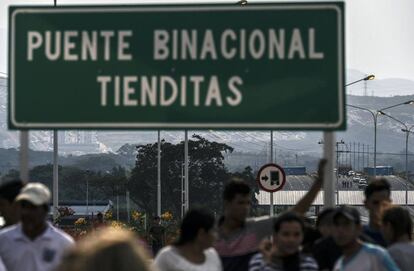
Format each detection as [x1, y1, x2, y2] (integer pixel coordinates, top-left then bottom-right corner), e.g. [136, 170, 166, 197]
[256, 163, 286, 192]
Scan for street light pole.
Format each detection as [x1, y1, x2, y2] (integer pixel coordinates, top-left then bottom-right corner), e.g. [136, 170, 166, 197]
[345, 74, 375, 87]
[402, 126, 414, 206]
[347, 100, 414, 178]
[379, 111, 412, 206]
[346, 105, 378, 177]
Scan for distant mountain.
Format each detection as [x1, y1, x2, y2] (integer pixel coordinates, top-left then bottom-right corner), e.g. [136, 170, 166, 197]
[347, 69, 414, 96]
[1, 73, 413, 158]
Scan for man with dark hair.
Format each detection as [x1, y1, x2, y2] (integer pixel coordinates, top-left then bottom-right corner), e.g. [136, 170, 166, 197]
[214, 160, 326, 271]
[312, 208, 342, 271]
[0, 180, 25, 228]
[332, 206, 399, 271]
[249, 212, 318, 271]
[0, 183, 74, 271]
[382, 206, 414, 271]
[363, 178, 392, 247]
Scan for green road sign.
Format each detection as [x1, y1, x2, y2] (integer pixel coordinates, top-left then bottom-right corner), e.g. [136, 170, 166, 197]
[9, 3, 345, 129]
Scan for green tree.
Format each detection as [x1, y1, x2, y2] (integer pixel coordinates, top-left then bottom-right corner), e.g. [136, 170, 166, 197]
[128, 135, 233, 217]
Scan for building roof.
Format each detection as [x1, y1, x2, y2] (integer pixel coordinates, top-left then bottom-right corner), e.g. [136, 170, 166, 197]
[256, 190, 414, 206]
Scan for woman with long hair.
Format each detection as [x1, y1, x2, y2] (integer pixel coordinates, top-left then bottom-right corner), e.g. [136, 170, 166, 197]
[154, 208, 222, 271]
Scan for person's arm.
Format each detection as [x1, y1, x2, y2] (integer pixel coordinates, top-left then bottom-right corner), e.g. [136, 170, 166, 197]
[290, 159, 327, 216]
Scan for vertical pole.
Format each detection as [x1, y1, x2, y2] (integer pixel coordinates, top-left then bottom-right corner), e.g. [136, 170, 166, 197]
[406, 132, 409, 206]
[270, 131, 274, 216]
[374, 116, 377, 177]
[358, 143, 360, 171]
[335, 142, 339, 204]
[353, 142, 356, 171]
[126, 190, 130, 223]
[20, 131, 29, 182]
[157, 130, 161, 216]
[362, 144, 365, 172]
[181, 162, 185, 219]
[184, 130, 189, 212]
[116, 194, 119, 221]
[323, 132, 336, 207]
[53, 130, 59, 222]
[86, 178, 89, 218]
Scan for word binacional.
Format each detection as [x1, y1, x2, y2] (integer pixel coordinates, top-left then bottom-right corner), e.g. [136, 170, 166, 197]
[97, 75, 243, 107]
[154, 28, 325, 60]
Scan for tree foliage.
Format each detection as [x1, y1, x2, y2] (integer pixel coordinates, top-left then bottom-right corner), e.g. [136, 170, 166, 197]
[128, 134, 233, 217]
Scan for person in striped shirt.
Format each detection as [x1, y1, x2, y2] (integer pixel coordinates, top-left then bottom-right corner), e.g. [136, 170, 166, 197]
[248, 212, 318, 271]
[215, 160, 327, 271]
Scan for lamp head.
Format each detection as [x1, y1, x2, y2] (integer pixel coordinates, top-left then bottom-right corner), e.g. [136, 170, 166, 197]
[364, 74, 375, 81]
[404, 100, 414, 105]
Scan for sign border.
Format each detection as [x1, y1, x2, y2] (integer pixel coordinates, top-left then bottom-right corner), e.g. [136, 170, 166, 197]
[256, 163, 287, 193]
[9, 3, 344, 130]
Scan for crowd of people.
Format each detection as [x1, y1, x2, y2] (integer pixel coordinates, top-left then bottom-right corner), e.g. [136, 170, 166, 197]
[0, 159, 413, 271]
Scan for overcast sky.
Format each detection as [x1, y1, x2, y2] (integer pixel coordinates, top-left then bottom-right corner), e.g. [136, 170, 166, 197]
[1, 0, 414, 92]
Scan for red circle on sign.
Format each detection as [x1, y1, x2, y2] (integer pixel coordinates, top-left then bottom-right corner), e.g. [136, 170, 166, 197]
[256, 163, 286, 192]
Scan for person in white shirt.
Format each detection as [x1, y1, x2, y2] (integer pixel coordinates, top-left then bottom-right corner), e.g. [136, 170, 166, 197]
[382, 206, 414, 271]
[332, 206, 399, 271]
[0, 256, 6, 271]
[0, 182, 74, 271]
[154, 208, 222, 271]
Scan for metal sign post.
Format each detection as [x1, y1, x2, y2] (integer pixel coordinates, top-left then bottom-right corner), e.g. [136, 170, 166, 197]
[256, 163, 286, 197]
[323, 132, 336, 207]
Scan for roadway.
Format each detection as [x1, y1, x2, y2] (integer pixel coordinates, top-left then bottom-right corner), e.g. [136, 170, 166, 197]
[283, 175, 413, 191]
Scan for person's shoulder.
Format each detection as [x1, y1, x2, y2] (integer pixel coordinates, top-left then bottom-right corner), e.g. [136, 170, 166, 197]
[0, 224, 19, 239]
[246, 215, 275, 229]
[205, 247, 220, 258]
[246, 216, 272, 224]
[361, 242, 396, 263]
[155, 246, 176, 259]
[388, 242, 414, 252]
[154, 246, 178, 267]
[204, 248, 222, 267]
[362, 242, 387, 253]
[248, 252, 265, 267]
[48, 224, 74, 245]
[300, 255, 319, 270]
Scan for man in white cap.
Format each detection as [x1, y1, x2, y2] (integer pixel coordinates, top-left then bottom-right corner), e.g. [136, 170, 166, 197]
[0, 182, 74, 271]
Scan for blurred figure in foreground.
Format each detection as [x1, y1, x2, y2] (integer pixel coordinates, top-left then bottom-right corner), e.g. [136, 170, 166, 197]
[58, 228, 154, 271]
[249, 212, 318, 271]
[363, 178, 392, 247]
[312, 207, 342, 271]
[382, 206, 414, 271]
[0, 183, 74, 271]
[215, 159, 327, 271]
[154, 209, 222, 271]
[332, 206, 399, 271]
[0, 180, 25, 228]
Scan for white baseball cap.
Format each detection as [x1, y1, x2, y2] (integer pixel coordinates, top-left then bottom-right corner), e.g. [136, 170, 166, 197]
[16, 183, 51, 206]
